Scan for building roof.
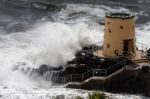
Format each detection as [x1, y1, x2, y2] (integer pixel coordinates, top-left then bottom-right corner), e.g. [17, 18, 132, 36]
[106, 13, 134, 19]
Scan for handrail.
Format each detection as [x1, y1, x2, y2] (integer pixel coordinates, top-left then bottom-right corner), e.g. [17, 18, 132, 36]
[93, 69, 106, 76]
[88, 42, 148, 52]
[106, 58, 127, 70]
[136, 42, 148, 58]
[70, 74, 83, 82]
[106, 58, 127, 75]
[136, 42, 148, 52]
[90, 42, 103, 52]
[83, 70, 93, 80]
[52, 58, 128, 83]
[83, 70, 93, 75]
[94, 69, 106, 72]
[52, 43, 149, 83]
[92, 42, 103, 46]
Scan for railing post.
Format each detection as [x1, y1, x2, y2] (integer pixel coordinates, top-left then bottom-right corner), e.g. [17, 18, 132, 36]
[82, 75, 84, 81]
[105, 70, 107, 76]
[142, 44, 143, 51]
[64, 77, 66, 83]
[93, 69, 94, 76]
[70, 75, 72, 82]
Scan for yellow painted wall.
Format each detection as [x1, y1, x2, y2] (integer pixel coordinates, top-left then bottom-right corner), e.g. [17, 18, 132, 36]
[103, 14, 136, 58]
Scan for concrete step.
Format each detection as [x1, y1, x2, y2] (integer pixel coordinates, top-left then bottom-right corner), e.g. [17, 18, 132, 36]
[105, 68, 124, 80]
[132, 59, 149, 63]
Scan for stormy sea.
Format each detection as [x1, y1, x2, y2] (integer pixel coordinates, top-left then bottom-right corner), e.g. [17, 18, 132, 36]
[0, 0, 149, 99]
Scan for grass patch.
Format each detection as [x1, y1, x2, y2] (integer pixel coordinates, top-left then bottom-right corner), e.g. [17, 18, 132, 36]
[88, 92, 105, 99]
[75, 92, 105, 99]
[76, 96, 84, 99]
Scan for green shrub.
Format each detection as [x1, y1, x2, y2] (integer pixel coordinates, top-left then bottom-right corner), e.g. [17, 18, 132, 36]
[76, 96, 84, 99]
[88, 92, 105, 99]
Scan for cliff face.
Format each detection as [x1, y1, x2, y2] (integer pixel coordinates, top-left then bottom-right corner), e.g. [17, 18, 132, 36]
[105, 68, 142, 93]
[104, 65, 150, 97]
[139, 66, 150, 96]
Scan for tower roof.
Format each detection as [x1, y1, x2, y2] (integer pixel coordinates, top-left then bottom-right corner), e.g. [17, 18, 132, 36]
[106, 13, 134, 19]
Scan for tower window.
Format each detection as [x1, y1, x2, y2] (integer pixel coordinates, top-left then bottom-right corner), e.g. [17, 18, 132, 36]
[114, 50, 119, 56]
[107, 44, 110, 48]
[107, 22, 110, 24]
[120, 26, 124, 29]
[108, 29, 111, 33]
[132, 25, 134, 28]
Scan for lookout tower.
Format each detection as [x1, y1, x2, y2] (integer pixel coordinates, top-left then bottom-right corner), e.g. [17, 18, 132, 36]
[94, 12, 148, 61]
[103, 13, 136, 58]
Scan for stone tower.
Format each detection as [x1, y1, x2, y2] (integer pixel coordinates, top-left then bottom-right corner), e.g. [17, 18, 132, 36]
[102, 13, 136, 58]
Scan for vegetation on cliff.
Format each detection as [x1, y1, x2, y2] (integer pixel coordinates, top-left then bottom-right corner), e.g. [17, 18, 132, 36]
[76, 92, 105, 99]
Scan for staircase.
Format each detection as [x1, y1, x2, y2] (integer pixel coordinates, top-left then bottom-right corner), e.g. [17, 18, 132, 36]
[67, 65, 125, 87]
[132, 58, 149, 63]
[52, 58, 128, 86]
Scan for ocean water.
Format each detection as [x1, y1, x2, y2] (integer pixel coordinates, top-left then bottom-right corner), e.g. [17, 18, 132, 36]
[0, 0, 149, 99]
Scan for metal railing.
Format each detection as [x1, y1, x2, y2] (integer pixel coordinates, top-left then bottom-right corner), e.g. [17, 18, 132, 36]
[136, 42, 148, 52]
[52, 58, 128, 83]
[94, 42, 148, 58]
[90, 42, 103, 52]
[105, 58, 127, 74]
[92, 42, 103, 46]
[136, 42, 148, 58]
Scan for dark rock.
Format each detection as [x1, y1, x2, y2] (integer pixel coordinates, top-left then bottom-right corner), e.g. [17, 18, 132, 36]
[146, 49, 150, 60]
[31, 2, 60, 11]
[55, 95, 65, 99]
[38, 64, 49, 75]
[3, 86, 7, 89]
[142, 66, 150, 73]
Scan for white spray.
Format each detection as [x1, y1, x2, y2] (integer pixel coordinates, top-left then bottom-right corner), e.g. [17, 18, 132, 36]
[0, 3, 147, 91]
[0, 20, 101, 88]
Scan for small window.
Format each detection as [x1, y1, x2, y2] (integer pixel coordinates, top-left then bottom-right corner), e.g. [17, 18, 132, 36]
[132, 25, 134, 28]
[120, 26, 124, 29]
[114, 50, 119, 56]
[107, 44, 110, 48]
[107, 22, 110, 24]
[108, 29, 111, 33]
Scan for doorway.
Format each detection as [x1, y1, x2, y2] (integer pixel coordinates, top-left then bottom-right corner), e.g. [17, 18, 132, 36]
[123, 39, 134, 55]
